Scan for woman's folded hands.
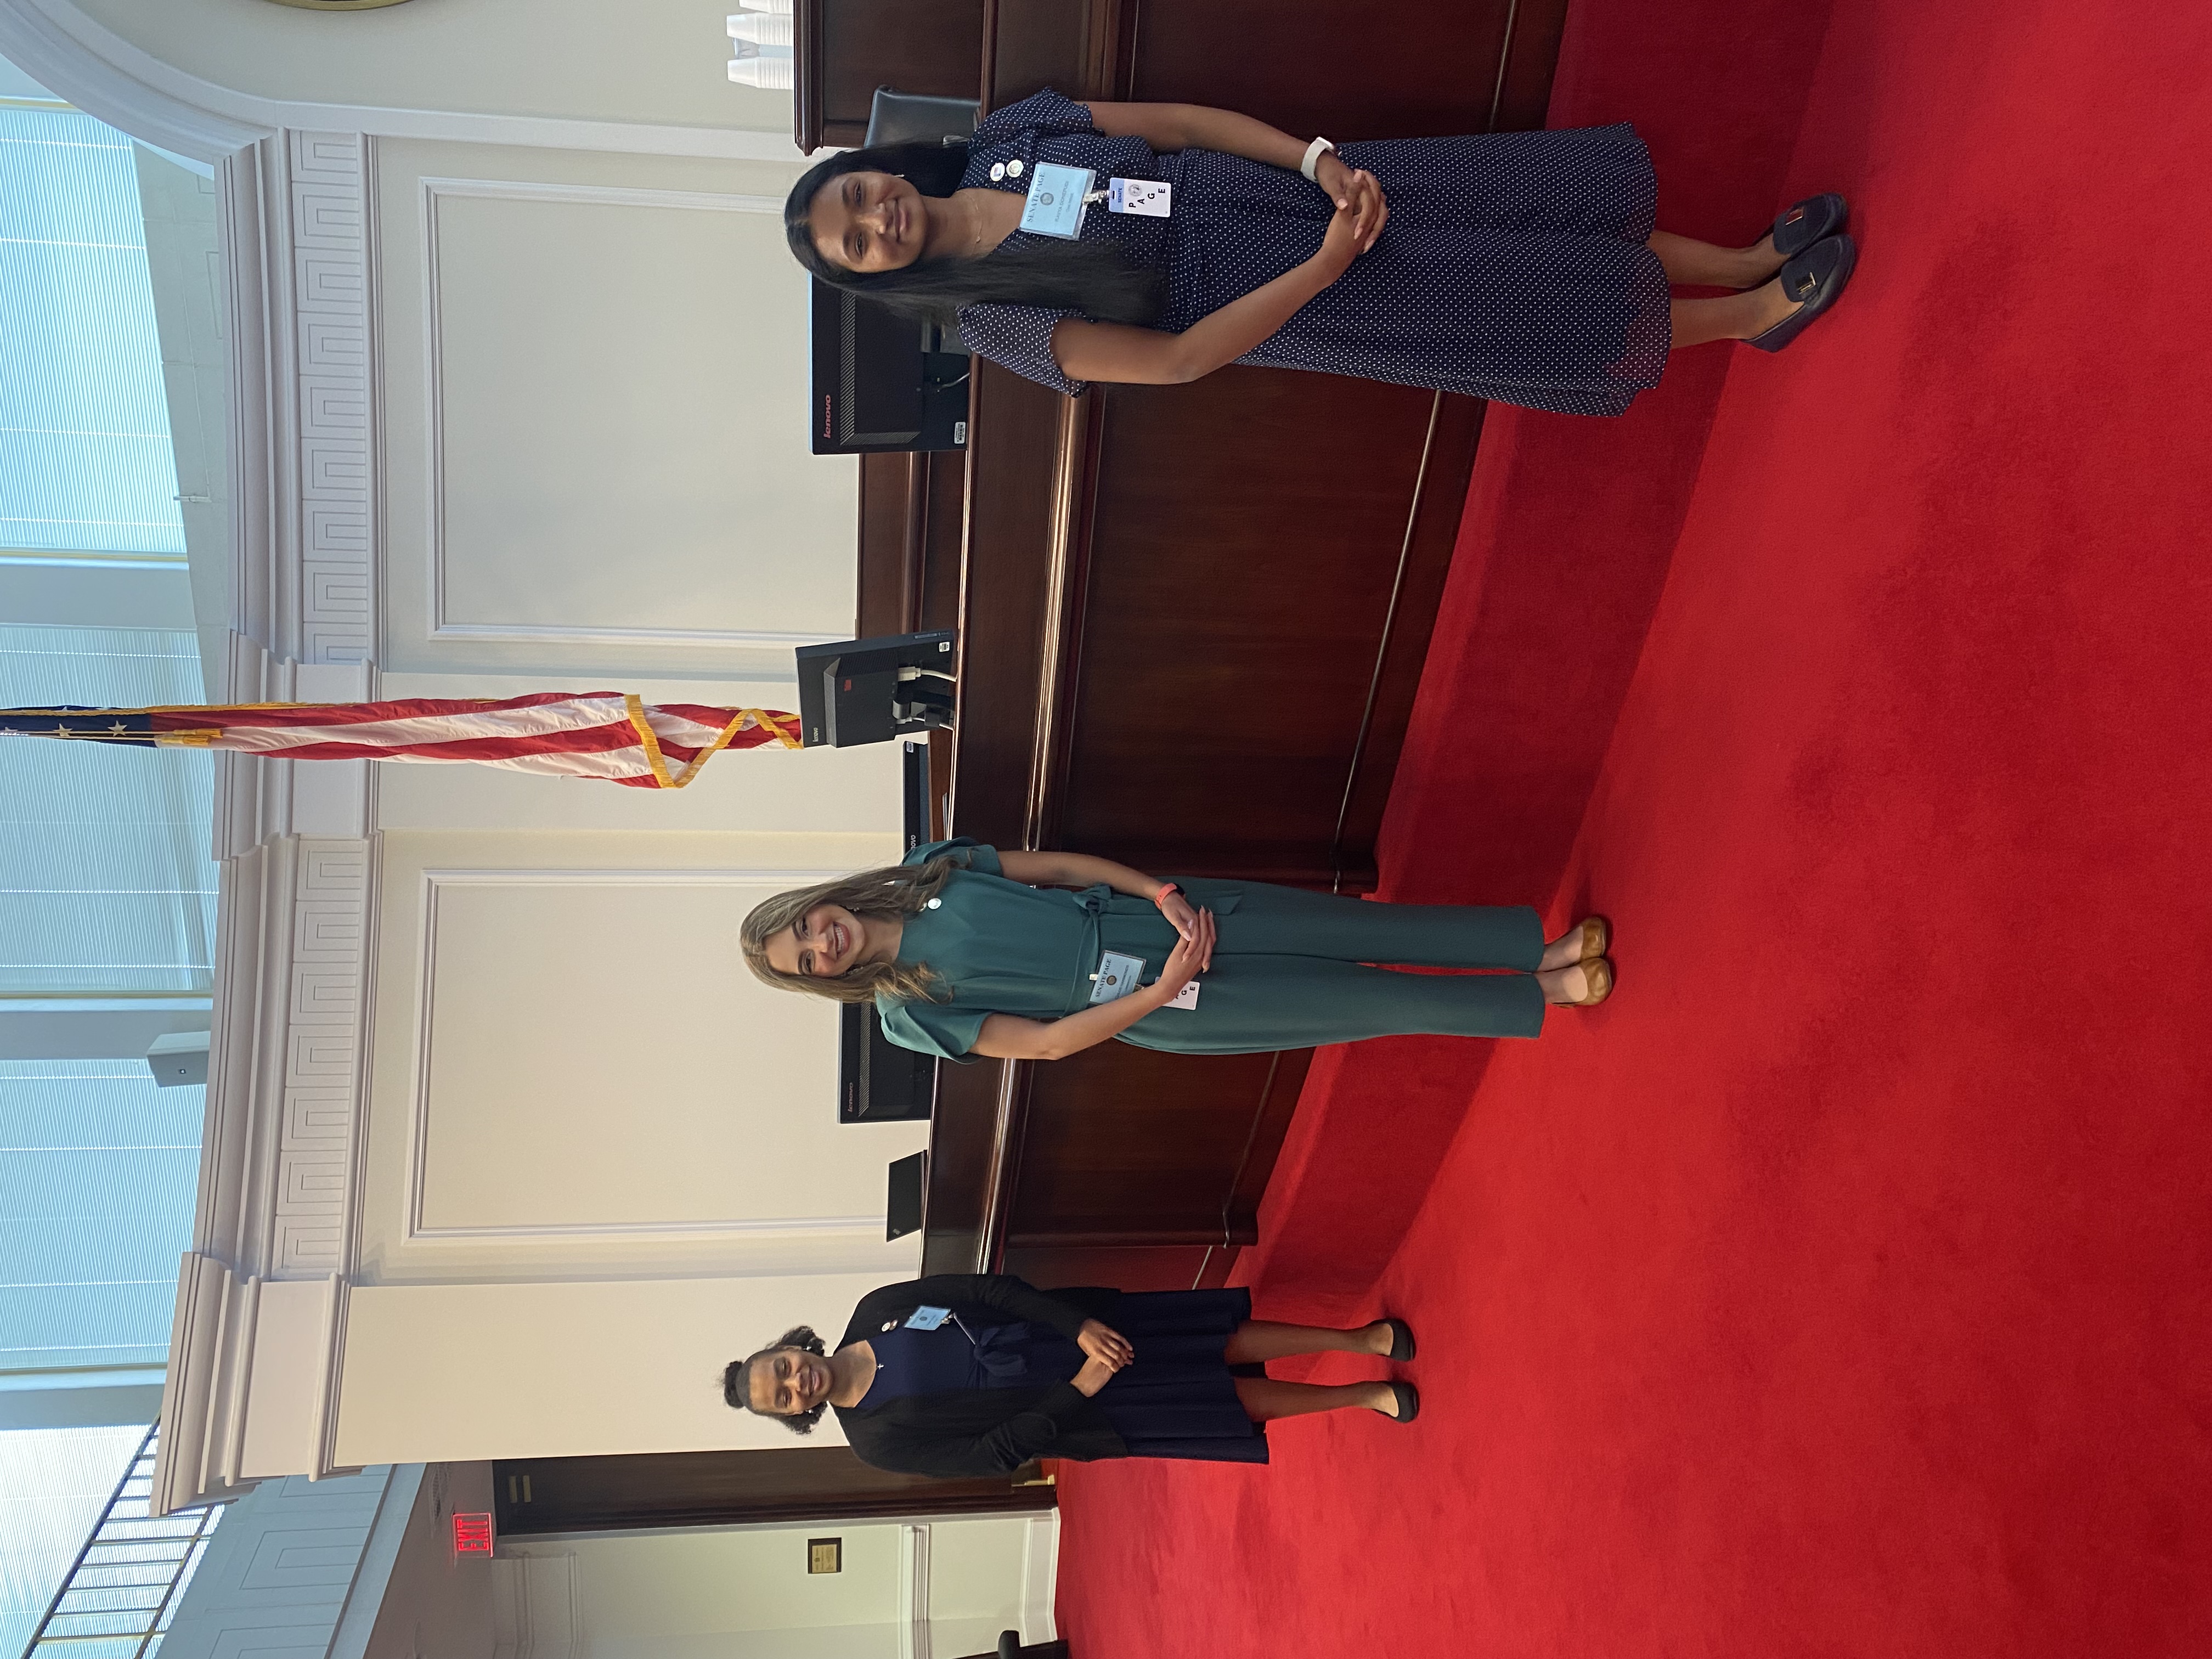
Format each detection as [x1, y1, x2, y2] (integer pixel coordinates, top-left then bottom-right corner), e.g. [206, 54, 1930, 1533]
[1073, 1318, 1135, 1395]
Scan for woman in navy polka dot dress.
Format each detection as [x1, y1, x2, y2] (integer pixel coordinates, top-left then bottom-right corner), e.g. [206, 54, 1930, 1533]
[785, 90, 1856, 415]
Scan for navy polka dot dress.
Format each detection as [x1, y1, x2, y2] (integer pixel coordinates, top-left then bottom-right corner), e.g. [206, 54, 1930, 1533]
[956, 89, 1671, 417]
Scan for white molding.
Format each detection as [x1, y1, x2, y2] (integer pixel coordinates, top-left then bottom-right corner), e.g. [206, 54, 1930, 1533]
[218, 129, 377, 678]
[275, 842, 374, 1274]
[156, 837, 373, 1513]
[0, 0, 812, 164]
[421, 176, 786, 216]
[426, 622, 843, 649]
[402, 866, 863, 1243]
[898, 1523, 933, 1659]
[158, 1463, 412, 1659]
[217, 1274, 257, 1486]
[216, 639, 375, 855]
[328, 1464, 428, 1659]
[291, 132, 377, 667]
[0, 0, 267, 162]
[413, 866, 851, 886]
[1020, 1511, 1062, 1643]
[492, 1554, 578, 1659]
[311, 1271, 347, 1484]
[415, 177, 815, 652]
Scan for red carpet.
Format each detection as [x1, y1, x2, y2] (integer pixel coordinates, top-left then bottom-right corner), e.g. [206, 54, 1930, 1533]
[1053, 0, 2212, 1654]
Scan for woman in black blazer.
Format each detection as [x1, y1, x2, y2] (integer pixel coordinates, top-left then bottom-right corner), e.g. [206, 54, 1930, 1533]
[722, 1274, 1419, 1478]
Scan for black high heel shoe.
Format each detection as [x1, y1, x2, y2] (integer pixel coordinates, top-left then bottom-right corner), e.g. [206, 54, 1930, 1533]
[1384, 1381, 1421, 1423]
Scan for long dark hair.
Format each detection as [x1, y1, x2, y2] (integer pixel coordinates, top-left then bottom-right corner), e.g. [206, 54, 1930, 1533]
[724, 1325, 829, 1435]
[783, 140, 1161, 330]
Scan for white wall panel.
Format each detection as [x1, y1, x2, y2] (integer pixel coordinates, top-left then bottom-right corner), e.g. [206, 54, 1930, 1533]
[376, 140, 858, 681]
[236, 1279, 334, 1482]
[498, 1516, 1047, 1659]
[359, 831, 925, 1284]
[159, 1466, 412, 1659]
[334, 1274, 893, 1463]
[69, 0, 795, 137]
[408, 870, 875, 1237]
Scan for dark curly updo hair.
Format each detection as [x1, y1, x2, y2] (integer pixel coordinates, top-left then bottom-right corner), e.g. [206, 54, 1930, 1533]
[723, 1325, 829, 1435]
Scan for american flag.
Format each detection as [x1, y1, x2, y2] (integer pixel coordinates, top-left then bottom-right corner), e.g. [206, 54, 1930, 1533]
[0, 693, 799, 788]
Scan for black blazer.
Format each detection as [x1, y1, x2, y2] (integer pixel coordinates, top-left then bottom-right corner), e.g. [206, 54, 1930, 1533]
[831, 1274, 1126, 1479]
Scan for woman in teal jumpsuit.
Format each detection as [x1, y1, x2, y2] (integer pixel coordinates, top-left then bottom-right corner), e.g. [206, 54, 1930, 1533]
[740, 839, 1613, 1063]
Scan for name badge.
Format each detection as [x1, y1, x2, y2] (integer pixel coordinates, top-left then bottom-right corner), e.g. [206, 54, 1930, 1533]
[1164, 979, 1200, 1011]
[1019, 163, 1097, 239]
[1107, 177, 1171, 217]
[1088, 950, 1146, 1003]
[905, 1305, 952, 1330]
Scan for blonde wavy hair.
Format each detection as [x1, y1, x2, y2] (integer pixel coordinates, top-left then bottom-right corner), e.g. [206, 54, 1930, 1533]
[740, 857, 955, 1005]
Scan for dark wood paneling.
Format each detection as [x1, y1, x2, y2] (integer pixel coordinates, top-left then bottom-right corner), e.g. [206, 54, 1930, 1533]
[944, 365, 1075, 844]
[856, 452, 970, 639]
[1014, 1046, 1285, 1241]
[1221, 1047, 1312, 1240]
[923, 1034, 1312, 1274]
[1328, 395, 1489, 890]
[1127, 2, 1511, 137]
[494, 1447, 1052, 1534]
[1002, 1243, 1237, 1292]
[921, 1057, 1012, 1274]
[985, 0, 1126, 114]
[985, 0, 1569, 136]
[1491, 0, 1576, 133]
[1055, 370, 1452, 887]
[818, 0, 1575, 1282]
[797, 0, 987, 153]
[856, 453, 916, 637]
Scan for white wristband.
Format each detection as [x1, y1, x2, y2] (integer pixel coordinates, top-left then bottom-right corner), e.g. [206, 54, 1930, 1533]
[1300, 137, 1335, 183]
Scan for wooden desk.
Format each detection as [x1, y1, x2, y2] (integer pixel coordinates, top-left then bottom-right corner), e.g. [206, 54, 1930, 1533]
[795, 0, 985, 152]
[842, 0, 1573, 1290]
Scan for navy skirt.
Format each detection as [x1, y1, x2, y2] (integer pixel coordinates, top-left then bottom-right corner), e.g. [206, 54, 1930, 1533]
[1071, 1286, 1268, 1465]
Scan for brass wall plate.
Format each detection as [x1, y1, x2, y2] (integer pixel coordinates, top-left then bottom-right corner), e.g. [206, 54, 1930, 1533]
[259, 0, 416, 11]
[806, 1537, 842, 1575]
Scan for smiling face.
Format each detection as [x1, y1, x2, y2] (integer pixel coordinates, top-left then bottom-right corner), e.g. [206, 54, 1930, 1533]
[749, 1346, 834, 1417]
[761, 902, 864, 979]
[808, 170, 927, 274]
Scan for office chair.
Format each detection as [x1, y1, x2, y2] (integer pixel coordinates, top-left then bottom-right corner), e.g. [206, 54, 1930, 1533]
[863, 86, 980, 148]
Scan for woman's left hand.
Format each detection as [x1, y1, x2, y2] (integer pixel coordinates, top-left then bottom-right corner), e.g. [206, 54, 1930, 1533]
[1157, 886, 1203, 946]
[1077, 1319, 1134, 1368]
[1314, 154, 1388, 251]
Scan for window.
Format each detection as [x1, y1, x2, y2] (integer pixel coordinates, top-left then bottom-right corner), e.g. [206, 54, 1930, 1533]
[0, 54, 220, 1645]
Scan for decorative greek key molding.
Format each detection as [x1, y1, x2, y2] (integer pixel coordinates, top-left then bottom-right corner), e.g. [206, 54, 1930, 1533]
[160, 835, 372, 1513]
[196, 835, 373, 1277]
[272, 839, 371, 1273]
[290, 133, 374, 666]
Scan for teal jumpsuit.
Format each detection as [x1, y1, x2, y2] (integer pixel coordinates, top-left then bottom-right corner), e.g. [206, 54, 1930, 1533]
[877, 839, 1547, 1061]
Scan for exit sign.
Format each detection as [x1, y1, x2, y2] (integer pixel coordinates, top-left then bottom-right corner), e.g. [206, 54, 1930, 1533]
[453, 1512, 494, 1555]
